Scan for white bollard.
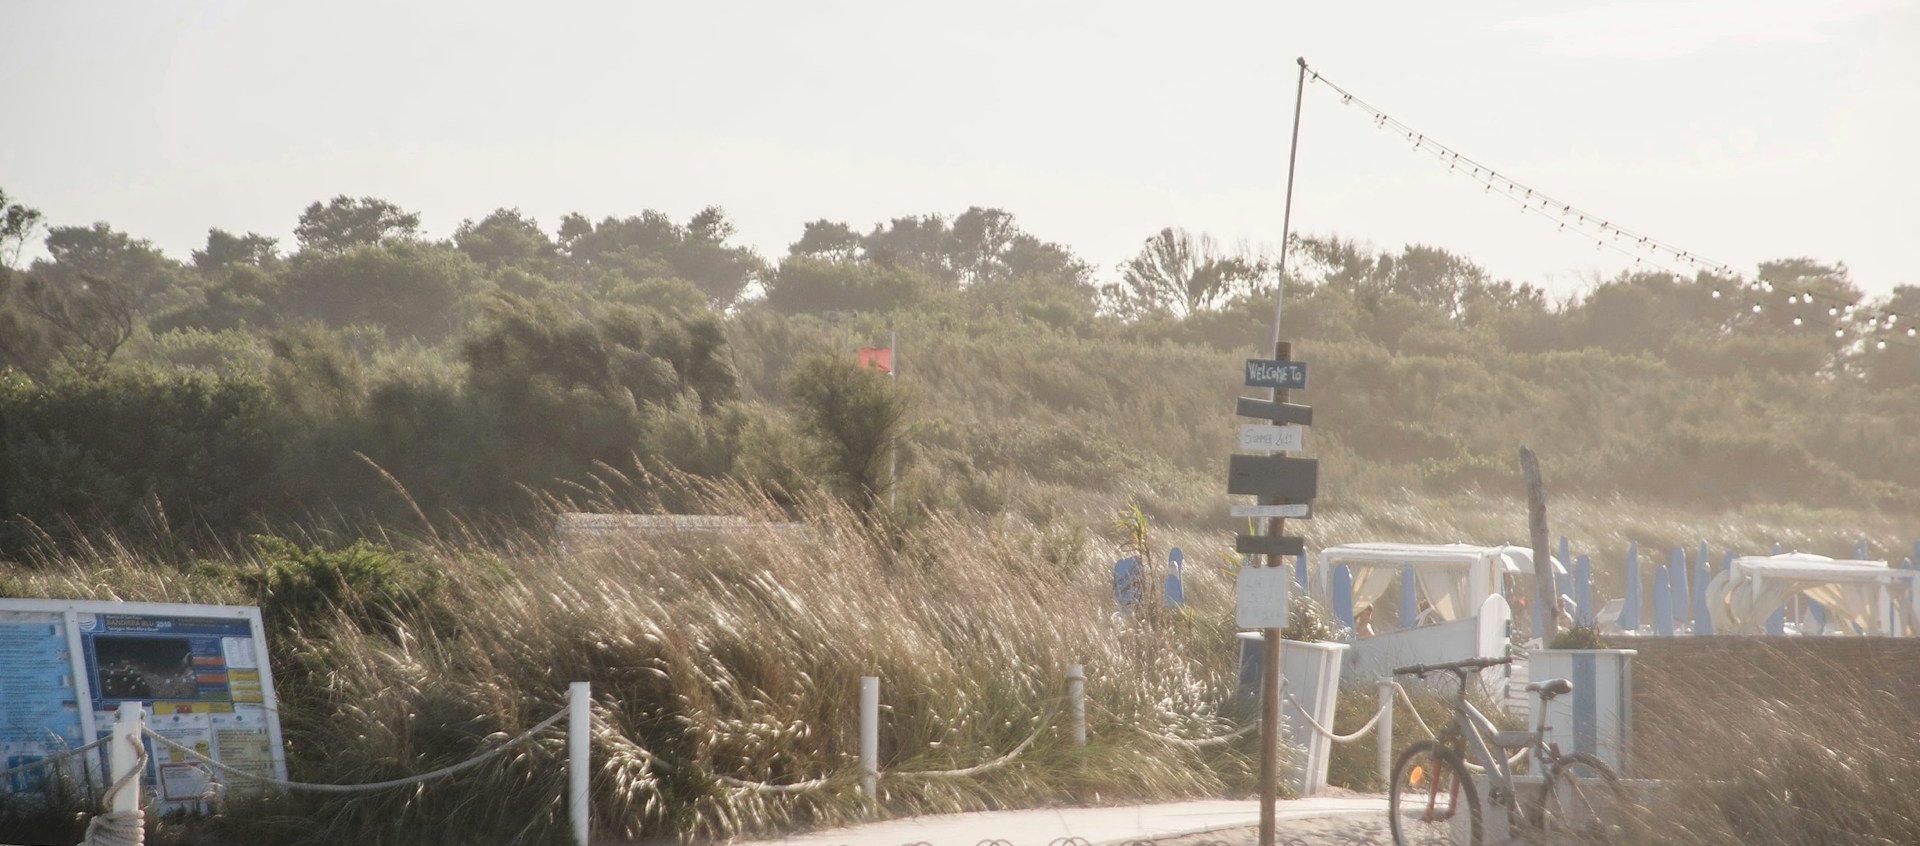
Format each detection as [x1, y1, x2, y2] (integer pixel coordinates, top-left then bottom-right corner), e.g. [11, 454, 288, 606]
[1377, 680, 1394, 787]
[1066, 664, 1087, 746]
[569, 682, 591, 846]
[859, 676, 879, 798]
[110, 701, 144, 814]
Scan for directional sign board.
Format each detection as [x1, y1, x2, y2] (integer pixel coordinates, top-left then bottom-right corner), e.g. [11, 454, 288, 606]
[1231, 503, 1312, 519]
[1236, 566, 1292, 628]
[1236, 534, 1307, 557]
[1239, 424, 1304, 453]
[1245, 359, 1308, 390]
[1235, 398, 1313, 426]
[1227, 454, 1319, 500]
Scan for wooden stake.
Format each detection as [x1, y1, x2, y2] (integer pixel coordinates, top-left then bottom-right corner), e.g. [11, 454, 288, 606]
[1260, 339, 1293, 844]
[1520, 446, 1559, 641]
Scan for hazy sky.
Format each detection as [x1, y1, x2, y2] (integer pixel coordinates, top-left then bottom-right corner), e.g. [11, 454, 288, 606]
[4, 1, 1915, 300]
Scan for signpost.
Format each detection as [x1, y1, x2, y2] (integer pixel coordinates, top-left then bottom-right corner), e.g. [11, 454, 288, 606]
[1235, 398, 1313, 425]
[1236, 535, 1307, 557]
[1244, 359, 1309, 390]
[1230, 503, 1312, 519]
[1232, 340, 1317, 843]
[1227, 454, 1319, 500]
[1239, 424, 1304, 453]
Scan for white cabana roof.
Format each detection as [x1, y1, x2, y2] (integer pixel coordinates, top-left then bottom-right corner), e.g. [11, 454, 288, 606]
[1707, 553, 1918, 636]
[1320, 542, 1567, 576]
[1317, 542, 1561, 626]
[1725, 553, 1898, 582]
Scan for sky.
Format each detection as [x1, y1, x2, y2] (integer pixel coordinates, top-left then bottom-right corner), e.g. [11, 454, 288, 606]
[3, 0, 1916, 300]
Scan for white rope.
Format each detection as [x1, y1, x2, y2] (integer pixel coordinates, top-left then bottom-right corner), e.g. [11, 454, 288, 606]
[0, 737, 109, 780]
[1391, 681, 1440, 740]
[1134, 720, 1258, 748]
[82, 733, 146, 846]
[1385, 682, 1530, 770]
[891, 696, 1065, 780]
[142, 707, 566, 794]
[1279, 686, 1388, 744]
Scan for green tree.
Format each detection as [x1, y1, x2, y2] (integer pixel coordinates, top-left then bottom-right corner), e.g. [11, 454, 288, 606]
[193, 229, 279, 272]
[453, 208, 556, 269]
[786, 353, 910, 507]
[1106, 227, 1267, 318]
[278, 242, 479, 340]
[294, 196, 422, 253]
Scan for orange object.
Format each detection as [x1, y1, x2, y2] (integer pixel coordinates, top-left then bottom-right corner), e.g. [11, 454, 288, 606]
[857, 347, 893, 374]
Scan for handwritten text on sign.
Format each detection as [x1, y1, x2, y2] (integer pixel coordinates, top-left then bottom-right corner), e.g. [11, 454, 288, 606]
[1239, 424, 1304, 453]
[1230, 503, 1312, 519]
[1244, 359, 1308, 390]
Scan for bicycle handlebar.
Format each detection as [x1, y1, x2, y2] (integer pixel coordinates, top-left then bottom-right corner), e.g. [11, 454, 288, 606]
[1391, 656, 1512, 677]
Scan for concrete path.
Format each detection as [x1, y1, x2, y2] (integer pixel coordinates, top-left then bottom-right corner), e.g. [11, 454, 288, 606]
[733, 795, 1388, 846]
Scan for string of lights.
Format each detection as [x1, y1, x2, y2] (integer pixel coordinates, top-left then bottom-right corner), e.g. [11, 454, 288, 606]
[1299, 63, 1919, 354]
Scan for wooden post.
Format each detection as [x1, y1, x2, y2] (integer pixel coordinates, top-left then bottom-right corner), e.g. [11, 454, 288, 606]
[1520, 446, 1559, 641]
[1260, 339, 1293, 843]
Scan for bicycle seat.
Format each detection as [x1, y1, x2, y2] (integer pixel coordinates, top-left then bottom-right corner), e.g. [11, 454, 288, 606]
[1526, 678, 1574, 699]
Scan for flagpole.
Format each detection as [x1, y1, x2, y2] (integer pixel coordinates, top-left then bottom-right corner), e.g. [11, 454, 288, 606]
[889, 327, 898, 509]
[1259, 56, 1309, 846]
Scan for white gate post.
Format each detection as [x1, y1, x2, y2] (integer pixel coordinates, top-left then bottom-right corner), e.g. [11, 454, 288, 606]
[1376, 679, 1394, 786]
[1066, 665, 1087, 746]
[569, 682, 591, 846]
[109, 701, 144, 814]
[859, 676, 879, 798]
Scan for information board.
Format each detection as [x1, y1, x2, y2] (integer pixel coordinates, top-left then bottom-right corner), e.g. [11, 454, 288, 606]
[0, 600, 287, 813]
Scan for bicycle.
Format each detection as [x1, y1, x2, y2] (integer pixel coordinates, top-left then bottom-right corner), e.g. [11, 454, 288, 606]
[1386, 656, 1626, 846]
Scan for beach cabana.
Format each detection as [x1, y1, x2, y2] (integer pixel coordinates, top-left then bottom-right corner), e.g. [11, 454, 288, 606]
[1704, 553, 1917, 636]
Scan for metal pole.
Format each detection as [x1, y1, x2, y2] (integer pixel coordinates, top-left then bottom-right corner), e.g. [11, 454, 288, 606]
[888, 329, 898, 509]
[110, 702, 143, 815]
[1377, 679, 1394, 787]
[860, 676, 880, 798]
[569, 682, 591, 846]
[1268, 57, 1310, 351]
[1261, 58, 1310, 846]
[1067, 664, 1087, 746]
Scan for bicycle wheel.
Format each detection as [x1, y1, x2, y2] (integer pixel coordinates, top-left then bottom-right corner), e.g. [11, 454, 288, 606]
[1389, 739, 1481, 846]
[1537, 753, 1626, 844]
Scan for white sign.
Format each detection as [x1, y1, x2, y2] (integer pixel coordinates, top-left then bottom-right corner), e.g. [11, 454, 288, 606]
[1239, 424, 1304, 453]
[1230, 503, 1312, 519]
[1236, 566, 1292, 628]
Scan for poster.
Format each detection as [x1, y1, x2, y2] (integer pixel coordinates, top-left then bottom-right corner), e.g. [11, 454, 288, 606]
[210, 709, 275, 798]
[0, 600, 286, 811]
[0, 611, 86, 793]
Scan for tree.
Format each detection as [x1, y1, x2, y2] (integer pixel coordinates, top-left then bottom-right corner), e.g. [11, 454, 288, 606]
[863, 214, 957, 284]
[1, 187, 44, 271]
[193, 229, 279, 272]
[763, 256, 930, 314]
[789, 219, 863, 261]
[294, 196, 422, 253]
[1106, 227, 1267, 318]
[787, 352, 910, 508]
[454, 208, 556, 269]
[279, 242, 478, 340]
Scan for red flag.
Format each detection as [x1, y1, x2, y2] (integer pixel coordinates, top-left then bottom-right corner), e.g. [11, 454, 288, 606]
[856, 346, 893, 374]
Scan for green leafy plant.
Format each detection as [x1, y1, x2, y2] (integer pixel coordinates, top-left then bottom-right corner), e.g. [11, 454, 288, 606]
[1545, 625, 1610, 650]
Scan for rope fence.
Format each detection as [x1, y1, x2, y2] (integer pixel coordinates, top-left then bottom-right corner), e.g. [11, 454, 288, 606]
[26, 663, 1543, 846]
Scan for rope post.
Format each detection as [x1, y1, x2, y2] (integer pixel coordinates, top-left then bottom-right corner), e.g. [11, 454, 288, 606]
[1376, 679, 1394, 787]
[110, 701, 144, 815]
[859, 676, 879, 799]
[568, 682, 590, 846]
[1066, 664, 1087, 746]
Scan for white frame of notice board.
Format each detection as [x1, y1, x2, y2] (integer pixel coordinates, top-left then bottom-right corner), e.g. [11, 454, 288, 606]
[0, 598, 289, 793]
